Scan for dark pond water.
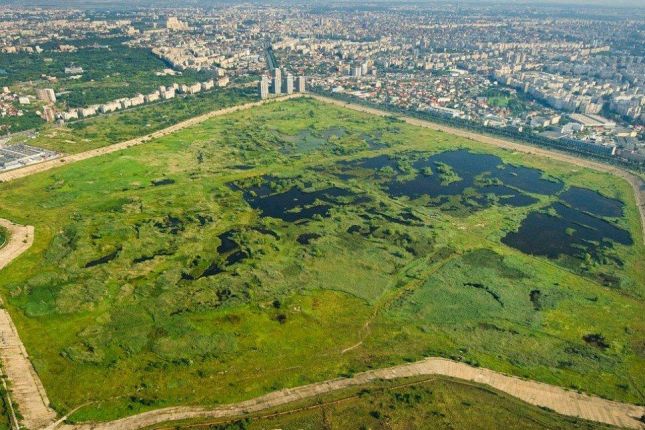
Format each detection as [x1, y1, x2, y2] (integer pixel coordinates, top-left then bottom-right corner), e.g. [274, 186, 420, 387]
[493, 165, 562, 195]
[297, 233, 321, 244]
[335, 149, 632, 260]
[226, 250, 247, 266]
[201, 261, 224, 277]
[242, 185, 352, 222]
[85, 247, 121, 268]
[338, 150, 560, 210]
[185, 230, 249, 280]
[151, 178, 176, 187]
[560, 187, 624, 218]
[386, 150, 548, 208]
[217, 230, 238, 254]
[278, 130, 327, 154]
[502, 202, 632, 259]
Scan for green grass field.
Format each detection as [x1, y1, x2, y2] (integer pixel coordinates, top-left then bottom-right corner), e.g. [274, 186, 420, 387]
[167, 377, 619, 430]
[487, 96, 510, 107]
[0, 98, 642, 423]
[21, 87, 255, 154]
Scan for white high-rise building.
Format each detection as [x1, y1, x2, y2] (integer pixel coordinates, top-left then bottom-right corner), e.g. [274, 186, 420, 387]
[259, 76, 270, 99]
[296, 75, 306, 93]
[272, 68, 282, 95]
[284, 73, 294, 95]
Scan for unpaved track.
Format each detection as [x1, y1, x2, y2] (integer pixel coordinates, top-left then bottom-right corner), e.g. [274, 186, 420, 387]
[0, 95, 644, 429]
[0, 94, 302, 184]
[309, 95, 645, 244]
[0, 219, 57, 429]
[52, 357, 645, 430]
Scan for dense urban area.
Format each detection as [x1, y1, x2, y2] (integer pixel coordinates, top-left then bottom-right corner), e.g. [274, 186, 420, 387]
[0, 3, 644, 171]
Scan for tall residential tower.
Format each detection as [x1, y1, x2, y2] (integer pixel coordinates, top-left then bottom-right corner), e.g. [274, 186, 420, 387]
[259, 76, 270, 99]
[272, 68, 282, 95]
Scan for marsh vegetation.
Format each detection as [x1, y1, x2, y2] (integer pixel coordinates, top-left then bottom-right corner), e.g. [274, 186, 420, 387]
[0, 98, 642, 422]
[187, 377, 621, 430]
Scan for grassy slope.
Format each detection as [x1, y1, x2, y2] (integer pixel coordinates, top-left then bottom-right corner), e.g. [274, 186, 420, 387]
[0, 98, 642, 422]
[170, 377, 618, 430]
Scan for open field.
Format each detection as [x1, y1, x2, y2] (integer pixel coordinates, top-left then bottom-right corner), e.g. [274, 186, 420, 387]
[0, 97, 643, 425]
[0, 95, 301, 184]
[161, 376, 623, 430]
[11, 88, 255, 155]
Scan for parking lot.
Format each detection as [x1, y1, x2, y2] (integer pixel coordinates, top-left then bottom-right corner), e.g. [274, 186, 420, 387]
[0, 144, 58, 172]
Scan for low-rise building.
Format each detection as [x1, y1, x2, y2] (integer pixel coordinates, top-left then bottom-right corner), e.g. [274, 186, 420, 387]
[130, 94, 145, 106]
[160, 89, 176, 99]
[78, 107, 97, 117]
[217, 77, 229, 87]
[64, 66, 84, 74]
[35, 88, 56, 103]
[145, 92, 160, 103]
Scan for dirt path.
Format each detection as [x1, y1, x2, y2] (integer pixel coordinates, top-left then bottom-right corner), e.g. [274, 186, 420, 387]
[309, 95, 645, 245]
[48, 357, 644, 430]
[0, 94, 302, 184]
[0, 219, 57, 430]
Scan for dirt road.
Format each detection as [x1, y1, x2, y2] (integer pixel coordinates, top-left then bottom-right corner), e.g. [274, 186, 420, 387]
[308, 95, 645, 244]
[48, 357, 644, 430]
[0, 219, 57, 430]
[0, 94, 302, 184]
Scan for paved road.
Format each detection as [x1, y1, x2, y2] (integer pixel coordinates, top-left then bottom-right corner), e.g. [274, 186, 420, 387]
[0, 219, 57, 430]
[309, 94, 645, 245]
